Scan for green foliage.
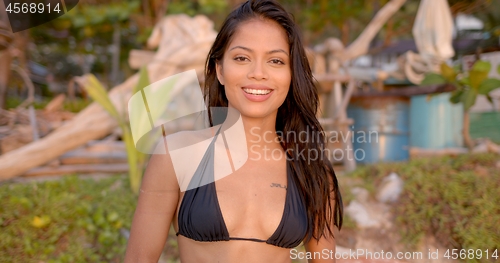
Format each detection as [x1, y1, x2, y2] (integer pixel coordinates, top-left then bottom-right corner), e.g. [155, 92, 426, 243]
[0, 175, 136, 263]
[6, 97, 91, 112]
[198, 0, 227, 14]
[29, 1, 145, 90]
[60, 1, 140, 33]
[422, 61, 500, 111]
[348, 153, 500, 263]
[440, 63, 458, 83]
[421, 73, 447, 86]
[478, 78, 500, 95]
[166, 0, 229, 28]
[81, 75, 121, 120]
[463, 88, 478, 112]
[173, 0, 229, 16]
[134, 67, 150, 94]
[78, 71, 151, 194]
[472, 60, 492, 73]
[6, 97, 50, 110]
[281, 0, 377, 39]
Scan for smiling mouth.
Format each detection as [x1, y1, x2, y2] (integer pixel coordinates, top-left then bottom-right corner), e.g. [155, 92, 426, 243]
[242, 88, 272, 95]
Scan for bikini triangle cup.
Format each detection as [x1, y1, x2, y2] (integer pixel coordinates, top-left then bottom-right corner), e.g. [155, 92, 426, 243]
[176, 126, 309, 248]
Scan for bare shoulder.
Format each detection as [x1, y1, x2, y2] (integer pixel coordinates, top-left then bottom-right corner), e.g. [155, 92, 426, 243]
[149, 126, 221, 191]
[164, 125, 221, 150]
[146, 127, 214, 173]
[141, 139, 179, 192]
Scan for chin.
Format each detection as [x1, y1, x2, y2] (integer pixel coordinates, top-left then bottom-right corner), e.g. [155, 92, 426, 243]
[240, 108, 278, 119]
[227, 98, 282, 120]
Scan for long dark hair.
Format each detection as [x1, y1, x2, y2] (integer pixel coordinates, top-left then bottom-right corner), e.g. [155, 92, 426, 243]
[204, 0, 343, 242]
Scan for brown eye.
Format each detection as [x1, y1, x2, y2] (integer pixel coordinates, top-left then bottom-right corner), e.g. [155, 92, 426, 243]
[234, 56, 249, 62]
[270, 59, 285, 65]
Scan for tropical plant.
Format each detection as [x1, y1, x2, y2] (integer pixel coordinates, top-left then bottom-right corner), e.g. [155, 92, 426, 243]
[421, 60, 500, 150]
[76, 67, 150, 194]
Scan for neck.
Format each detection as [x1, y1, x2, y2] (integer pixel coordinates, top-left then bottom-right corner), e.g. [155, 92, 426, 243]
[222, 107, 283, 160]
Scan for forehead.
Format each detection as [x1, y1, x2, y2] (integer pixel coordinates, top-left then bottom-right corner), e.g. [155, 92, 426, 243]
[227, 18, 289, 52]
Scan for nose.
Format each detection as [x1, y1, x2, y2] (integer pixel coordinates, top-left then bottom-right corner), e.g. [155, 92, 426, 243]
[247, 61, 268, 80]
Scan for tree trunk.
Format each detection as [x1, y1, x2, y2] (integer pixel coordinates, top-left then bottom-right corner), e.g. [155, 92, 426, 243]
[384, 18, 394, 46]
[341, 21, 350, 46]
[463, 110, 475, 151]
[0, 50, 12, 109]
[0, 3, 13, 109]
[340, 0, 407, 62]
[110, 23, 121, 87]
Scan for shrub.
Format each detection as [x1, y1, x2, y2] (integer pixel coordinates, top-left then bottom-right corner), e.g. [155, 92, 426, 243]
[348, 153, 500, 263]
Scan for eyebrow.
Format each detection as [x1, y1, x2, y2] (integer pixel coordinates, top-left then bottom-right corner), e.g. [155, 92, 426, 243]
[229, 45, 289, 56]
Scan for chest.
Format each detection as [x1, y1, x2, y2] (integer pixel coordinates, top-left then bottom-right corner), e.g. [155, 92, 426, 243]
[175, 158, 289, 238]
[215, 160, 288, 235]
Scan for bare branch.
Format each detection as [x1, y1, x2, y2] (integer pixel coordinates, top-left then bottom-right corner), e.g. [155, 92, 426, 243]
[340, 0, 407, 62]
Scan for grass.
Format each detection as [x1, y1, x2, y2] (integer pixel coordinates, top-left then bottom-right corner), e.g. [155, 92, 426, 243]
[1, 153, 499, 262]
[0, 175, 137, 263]
[347, 153, 500, 263]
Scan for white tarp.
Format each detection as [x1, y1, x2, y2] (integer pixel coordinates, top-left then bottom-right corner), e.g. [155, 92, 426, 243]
[405, 0, 455, 84]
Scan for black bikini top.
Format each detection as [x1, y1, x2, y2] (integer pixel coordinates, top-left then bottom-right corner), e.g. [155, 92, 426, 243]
[176, 126, 309, 249]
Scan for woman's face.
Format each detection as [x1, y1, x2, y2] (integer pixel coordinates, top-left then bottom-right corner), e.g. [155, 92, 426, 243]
[216, 18, 291, 120]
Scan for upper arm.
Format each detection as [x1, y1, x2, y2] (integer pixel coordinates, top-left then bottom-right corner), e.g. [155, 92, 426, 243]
[124, 150, 180, 263]
[303, 167, 341, 263]
[304, 234, 336, 263]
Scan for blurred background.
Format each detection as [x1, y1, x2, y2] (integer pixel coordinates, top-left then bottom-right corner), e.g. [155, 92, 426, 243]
[0, 0, 499, 262]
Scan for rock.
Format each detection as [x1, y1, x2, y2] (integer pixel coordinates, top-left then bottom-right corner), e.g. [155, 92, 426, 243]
[377, 172, 404, 203]
[345, 200, 381, 228]
[486, 140, 500, 154]
[351, 187, 370, 203]
[472, 141, 489, 153]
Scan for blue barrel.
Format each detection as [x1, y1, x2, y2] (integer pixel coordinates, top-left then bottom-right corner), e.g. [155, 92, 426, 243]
[410, 92, 463, 149]
[347, 96, 410, 163]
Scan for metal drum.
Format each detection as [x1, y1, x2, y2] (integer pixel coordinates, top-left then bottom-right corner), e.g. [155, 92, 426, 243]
[410, 92, 463, 149]
[347, 96, 410, 163]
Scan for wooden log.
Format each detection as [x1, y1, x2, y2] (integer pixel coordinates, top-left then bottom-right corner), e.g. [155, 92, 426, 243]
[340, 0, 407, 62]
[85, 140, 126, 152]
[352, 83, 456, 97]
[0, 72, 142, 178]
[60, 149, 127, 165]
[60, 155, 127, 165]
[0, 16, 216, 181]
[128, 49, 155, 70]
[0, 132, 28, 154]
[22, 163, 130, 177]
[44, 94, 66, 113]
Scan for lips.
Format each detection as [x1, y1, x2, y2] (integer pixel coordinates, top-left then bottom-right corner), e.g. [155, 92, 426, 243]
[241, 85, 274, 102]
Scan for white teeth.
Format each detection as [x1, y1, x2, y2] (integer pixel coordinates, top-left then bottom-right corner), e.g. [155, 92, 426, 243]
[243, 88, 272, 95]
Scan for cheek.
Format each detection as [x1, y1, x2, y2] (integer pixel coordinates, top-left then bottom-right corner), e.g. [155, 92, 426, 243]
[221, 62, 245, 85]
[279, 71, 292, 93]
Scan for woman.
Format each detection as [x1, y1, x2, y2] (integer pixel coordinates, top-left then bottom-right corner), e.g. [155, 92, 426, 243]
[124, 0, 343, 262]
